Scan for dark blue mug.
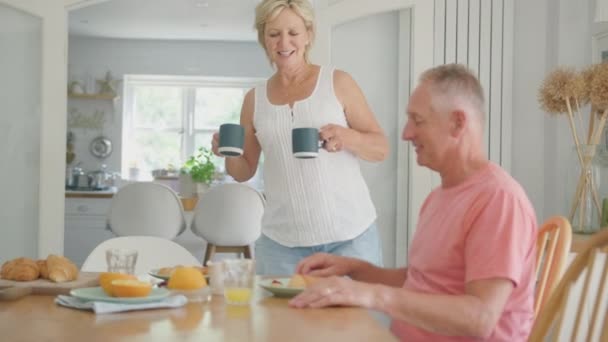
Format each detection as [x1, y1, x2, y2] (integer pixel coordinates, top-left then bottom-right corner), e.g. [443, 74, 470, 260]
[219, 123, 244, 157]
[292, 127, 321, 159]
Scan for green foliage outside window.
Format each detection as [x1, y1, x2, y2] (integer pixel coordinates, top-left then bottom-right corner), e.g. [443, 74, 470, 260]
[182, 147, 216, 184]
[124, 78, 259, 181]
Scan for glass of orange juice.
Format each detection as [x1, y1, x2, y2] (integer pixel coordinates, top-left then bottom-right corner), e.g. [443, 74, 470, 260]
[222, 259, 255, 305]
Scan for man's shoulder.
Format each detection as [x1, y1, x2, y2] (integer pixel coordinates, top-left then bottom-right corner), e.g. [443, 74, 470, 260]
[475, 164, 537, 221]
[475, 163, 527, 195]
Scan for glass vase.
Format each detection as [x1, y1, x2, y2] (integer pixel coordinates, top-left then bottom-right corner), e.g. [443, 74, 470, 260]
[566, 144, 602, 234]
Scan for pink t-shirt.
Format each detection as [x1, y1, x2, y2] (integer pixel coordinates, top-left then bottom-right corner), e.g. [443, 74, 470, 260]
[390, 162, 537, 341]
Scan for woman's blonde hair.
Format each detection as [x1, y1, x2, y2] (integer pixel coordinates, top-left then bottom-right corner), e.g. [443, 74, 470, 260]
[254, 0, 316, 64]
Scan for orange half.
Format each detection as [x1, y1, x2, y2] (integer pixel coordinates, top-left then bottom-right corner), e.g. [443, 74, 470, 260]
[99, 272, 137, 296]
[167, 266, 207, 290]
[110, 279, 152, 298]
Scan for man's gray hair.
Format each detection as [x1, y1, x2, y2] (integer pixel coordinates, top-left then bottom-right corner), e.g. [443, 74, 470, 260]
[420, 64, 485, 124]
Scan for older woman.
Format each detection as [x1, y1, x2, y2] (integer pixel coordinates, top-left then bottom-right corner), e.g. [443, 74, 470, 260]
[211, 0, 388, 275]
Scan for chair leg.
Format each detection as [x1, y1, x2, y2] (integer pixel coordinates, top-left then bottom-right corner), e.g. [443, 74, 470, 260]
[243, 245, 253, 259]
[203, 243, 216, 266]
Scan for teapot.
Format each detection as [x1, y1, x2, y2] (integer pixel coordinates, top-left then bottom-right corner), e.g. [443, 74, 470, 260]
[88, 165, 114, 190]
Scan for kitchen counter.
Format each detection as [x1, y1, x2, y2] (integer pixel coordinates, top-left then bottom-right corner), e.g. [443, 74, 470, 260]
[65, 188, 117, 199]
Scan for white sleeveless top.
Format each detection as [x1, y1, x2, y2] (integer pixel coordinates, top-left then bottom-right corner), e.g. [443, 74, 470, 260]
[253, 66, 376, 247]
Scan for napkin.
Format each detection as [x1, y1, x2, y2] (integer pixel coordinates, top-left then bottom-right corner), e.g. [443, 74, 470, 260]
[55, 294, 188, 314]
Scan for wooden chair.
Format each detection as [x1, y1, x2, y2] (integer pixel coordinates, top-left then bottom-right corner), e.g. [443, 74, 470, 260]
[529, 229, 608, 342]
[534, 216, 573, 318]
[191, 183, 265, 265]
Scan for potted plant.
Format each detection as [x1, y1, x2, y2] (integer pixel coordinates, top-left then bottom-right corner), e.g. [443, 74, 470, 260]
[181, 147, 216, 196]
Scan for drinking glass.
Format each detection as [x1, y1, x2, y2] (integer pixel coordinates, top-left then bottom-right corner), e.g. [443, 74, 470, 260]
[106, 248, 138, 274]
[222, 259, 255, 305]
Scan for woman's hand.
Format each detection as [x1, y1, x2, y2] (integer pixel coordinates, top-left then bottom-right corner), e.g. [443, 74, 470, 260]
[295, 253, 355, 278]
[319, 124, 353, 153]
[210, 132, 223, 157]
[288, 276, 378, 309]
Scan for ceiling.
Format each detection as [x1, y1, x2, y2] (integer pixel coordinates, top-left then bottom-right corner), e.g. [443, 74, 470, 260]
[68, 0, 262, 42]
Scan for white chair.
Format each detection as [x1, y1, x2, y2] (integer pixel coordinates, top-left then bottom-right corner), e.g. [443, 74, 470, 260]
[81, 236, 201, 274]
[191, 183, 265, 265]
[107, 182, 186, 239]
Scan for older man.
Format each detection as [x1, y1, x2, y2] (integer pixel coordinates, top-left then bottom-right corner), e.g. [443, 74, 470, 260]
[289, 64, 537, 341]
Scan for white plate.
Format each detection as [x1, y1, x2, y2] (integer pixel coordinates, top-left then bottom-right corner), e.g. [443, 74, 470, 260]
[148, 268, 210, 281]
[148, 269, 171, 280]
[70, 286, 170, 304]
[258, 278, 304, 298]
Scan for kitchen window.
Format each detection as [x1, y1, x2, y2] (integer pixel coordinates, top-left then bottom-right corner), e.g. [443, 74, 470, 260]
[122, 75, 263, 183]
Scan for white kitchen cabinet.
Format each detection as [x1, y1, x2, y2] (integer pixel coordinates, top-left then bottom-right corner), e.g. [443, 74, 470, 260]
[64, 197, 114, 267]
[64, 196, 209, 267]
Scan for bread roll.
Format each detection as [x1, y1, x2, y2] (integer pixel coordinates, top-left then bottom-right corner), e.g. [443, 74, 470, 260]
[0, 257, 40, 281]
[46, 254, 78, 283]
[37, 259, 49, 279]
[287, 274, 319, 288]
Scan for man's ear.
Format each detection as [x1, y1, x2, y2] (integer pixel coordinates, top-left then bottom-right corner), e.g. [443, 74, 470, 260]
[450, 110, 466, 136]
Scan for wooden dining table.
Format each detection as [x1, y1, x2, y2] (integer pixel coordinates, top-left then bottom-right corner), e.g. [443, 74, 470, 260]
[0, 283, 397, 341]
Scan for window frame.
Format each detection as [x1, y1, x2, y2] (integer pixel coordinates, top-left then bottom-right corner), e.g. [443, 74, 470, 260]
[121, 74, 263, 178]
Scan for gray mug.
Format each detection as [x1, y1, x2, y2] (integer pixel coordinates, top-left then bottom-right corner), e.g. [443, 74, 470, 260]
[219, 123, 244, 157]
[292, 127, 322, 158]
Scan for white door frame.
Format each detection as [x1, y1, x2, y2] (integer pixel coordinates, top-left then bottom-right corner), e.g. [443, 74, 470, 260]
[1, 0, 67, 258]
[311, 0, 435, 265]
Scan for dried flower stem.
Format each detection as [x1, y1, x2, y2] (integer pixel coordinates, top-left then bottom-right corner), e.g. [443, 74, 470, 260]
[590, 110, 608, 216]
[585, 101, 595, 143]
[567, 98, 603, 223]
[576, 102, 585, 140]
[580, 179, 587, 229]
[565, 98, 584, 164]
[592, 110, 608, 145]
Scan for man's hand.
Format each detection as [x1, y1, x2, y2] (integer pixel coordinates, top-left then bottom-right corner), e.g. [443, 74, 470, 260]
[288, 276, 378, 309]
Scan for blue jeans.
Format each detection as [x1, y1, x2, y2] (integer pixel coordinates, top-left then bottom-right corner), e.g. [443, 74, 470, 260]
[254, 223, 383, 276]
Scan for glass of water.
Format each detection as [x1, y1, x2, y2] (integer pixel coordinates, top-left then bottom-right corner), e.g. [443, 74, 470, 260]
[106, 248, 138, 274]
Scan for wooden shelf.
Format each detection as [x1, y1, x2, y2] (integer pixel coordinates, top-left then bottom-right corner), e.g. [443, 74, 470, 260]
[68, 93, 117, 100]
[65, 192, 114, 199]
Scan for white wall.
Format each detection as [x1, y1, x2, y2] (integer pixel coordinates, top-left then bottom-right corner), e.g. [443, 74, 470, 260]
[332, 11, 400, 267]
[67, 36, 272, 174]
[0, 5, 42, 260]
[512, 0, 597, 224]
